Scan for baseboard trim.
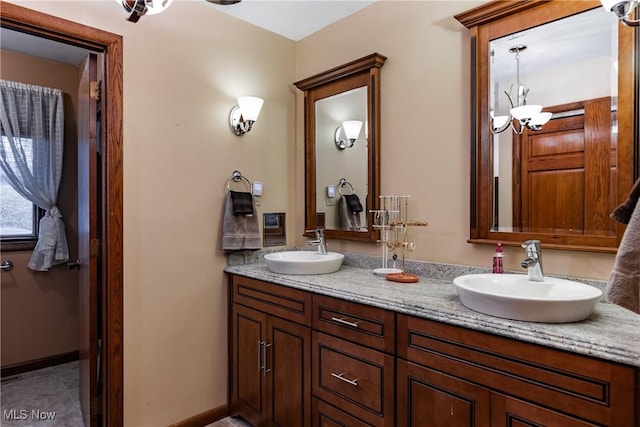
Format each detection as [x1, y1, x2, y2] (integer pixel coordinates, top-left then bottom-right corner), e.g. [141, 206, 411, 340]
[1, 351, 79, 378]
[169, 404, 229, 427]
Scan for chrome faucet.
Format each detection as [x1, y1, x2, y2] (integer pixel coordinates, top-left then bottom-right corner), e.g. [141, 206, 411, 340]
[521, 240, 544, 282]
[307, 228, 328, 255]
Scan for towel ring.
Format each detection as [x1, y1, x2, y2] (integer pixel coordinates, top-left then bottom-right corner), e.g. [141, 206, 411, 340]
[338, 178, 354, 196]
[226, 170, 253, 194]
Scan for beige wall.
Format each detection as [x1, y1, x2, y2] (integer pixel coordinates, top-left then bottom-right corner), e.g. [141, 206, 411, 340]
[6, 1, 619, 426]
[0, 50, 80, 367]
[9, 1, 296, 425]
[294, 0, 616, 280]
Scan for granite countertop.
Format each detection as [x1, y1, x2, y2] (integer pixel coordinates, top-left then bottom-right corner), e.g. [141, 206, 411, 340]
[225, 256, 640, 367]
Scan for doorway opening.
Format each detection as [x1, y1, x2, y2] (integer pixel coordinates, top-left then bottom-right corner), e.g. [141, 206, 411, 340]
[0, 3, 123, 426]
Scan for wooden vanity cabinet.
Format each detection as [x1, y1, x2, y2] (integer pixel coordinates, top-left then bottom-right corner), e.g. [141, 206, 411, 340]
[397, 314, 639, 427]
[229, 275, 638, 427]
[230, 275, 313, 427]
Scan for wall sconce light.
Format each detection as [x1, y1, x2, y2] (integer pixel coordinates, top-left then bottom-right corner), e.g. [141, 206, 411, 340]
[601, 0, 640, 26]
[229, 96, 264, 136]
[334, 120, 363, 150]
[116, 0, 173, 23]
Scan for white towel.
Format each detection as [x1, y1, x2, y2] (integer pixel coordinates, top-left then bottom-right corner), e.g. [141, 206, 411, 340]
[222, 192, 261, 252]
[605, 185, 640, 313]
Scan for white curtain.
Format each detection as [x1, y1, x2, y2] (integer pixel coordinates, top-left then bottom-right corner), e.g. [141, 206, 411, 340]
[0, 80, 69, 271]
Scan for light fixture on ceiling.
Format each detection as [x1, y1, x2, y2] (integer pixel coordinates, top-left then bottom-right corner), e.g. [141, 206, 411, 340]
[206, 0, 241, 4]
[229, 96, 264, 136]
[601, 0, 640, 26]
[491, 45, 552, 135]
[117, 0, 173, 23]
[334, 120, 363, 150]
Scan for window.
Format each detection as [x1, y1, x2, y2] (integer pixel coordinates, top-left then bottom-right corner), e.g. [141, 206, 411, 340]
[0, 135, 40, 244]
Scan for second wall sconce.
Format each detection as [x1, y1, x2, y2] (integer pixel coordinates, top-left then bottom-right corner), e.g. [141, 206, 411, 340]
[334, 120, 363, 150]
[229, 96, 264, 136]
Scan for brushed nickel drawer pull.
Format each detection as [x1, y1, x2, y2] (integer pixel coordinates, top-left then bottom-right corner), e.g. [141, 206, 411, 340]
[331, 372, 359, 387]
[330, 317, 359, 328]
[258, 341, 264, 374]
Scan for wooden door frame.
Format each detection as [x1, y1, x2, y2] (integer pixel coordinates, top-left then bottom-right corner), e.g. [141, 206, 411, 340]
[0, 3, 124, 426]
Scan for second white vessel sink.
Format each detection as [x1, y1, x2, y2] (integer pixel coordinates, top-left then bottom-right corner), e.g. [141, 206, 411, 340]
[453, 273, 602, 323]
[264, 251, 344, 275]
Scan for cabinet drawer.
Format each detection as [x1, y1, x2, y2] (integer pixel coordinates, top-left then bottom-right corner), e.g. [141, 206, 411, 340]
[231, 275, 312, 326]
[397, 314, 637, 427]
[313, 294, 395, 353]
[312, 332, 394, 427]
[312, 397, 374, 427]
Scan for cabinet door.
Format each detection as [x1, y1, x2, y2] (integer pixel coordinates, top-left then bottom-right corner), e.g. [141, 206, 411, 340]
[267, 315, 311, 427]
[231, 304, 268, 427]
[491, 394, 600, 427]
[397, 360, 490, 427]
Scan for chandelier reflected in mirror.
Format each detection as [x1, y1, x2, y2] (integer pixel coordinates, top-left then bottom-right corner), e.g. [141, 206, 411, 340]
[490, 45, 552, 135]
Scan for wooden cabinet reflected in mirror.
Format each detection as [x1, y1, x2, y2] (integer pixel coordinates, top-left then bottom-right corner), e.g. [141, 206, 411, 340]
[456, 1, 638, 252]
[294, 53, 386, 242]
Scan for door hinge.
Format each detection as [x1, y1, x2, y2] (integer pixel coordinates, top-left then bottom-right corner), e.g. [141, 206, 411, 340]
[90, 239, 101, 258]
[90, 80, 101, 101]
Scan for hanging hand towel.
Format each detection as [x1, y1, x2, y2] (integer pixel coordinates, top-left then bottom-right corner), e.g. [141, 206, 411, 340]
[222, 192, 261, 252]
[230, 190, 254, 215]
[605, 178, 640, 313]
[338, 195, 362, 231]
[343, 194, 363, 214]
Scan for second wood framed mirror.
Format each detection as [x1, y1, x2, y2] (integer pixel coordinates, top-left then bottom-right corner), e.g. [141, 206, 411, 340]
[294, 53, 386, 242]
[456, 1, 638, 253]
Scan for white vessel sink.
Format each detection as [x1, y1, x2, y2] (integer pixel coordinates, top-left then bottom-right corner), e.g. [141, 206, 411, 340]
[452, 274, 602, 323]
[264, 251, 344, 275]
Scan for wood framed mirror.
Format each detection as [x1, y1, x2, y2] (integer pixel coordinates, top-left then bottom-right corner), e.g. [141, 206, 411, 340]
[294, 53, 386, 242]
[456, 1, 638, 253]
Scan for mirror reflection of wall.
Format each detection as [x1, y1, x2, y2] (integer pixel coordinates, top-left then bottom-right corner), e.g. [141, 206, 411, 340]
[263, 213, 286, 247]
[315, 86, 368, 231]
[490, 7, 618, 235]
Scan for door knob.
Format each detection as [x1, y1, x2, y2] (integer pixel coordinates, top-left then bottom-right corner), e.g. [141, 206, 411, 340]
[67, 259, 81, 270]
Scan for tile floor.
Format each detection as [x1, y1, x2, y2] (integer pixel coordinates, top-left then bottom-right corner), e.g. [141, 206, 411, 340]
[0, 361, 254, 427]
[208, 416, 252, 426]
[0, 361, 84, 427]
